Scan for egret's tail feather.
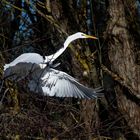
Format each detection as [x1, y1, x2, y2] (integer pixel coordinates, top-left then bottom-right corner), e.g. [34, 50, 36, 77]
[94, 87, 104, 97]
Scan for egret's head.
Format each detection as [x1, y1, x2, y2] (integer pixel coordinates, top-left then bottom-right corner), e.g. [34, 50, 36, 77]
[64, 32, 98, 48]
[74, 32, 98, 39]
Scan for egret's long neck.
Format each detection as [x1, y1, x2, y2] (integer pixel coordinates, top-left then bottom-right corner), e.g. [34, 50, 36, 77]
[44, 34, 79, 63]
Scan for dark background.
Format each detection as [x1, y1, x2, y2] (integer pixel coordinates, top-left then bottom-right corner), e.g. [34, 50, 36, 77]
[0, 0, 140, 139]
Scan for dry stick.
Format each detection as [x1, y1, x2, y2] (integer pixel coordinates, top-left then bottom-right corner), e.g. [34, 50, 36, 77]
[2, 0, 24, 11]
[0, 88, 9, 105]
[101, 64, 138, 96]
[96, 31, 104, 86]
[53, 122, 85, 139]
[0, 80, 4, 93]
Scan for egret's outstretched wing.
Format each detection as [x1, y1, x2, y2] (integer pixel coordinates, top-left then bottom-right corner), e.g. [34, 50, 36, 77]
[4, 62, 103, 99]
[4, 62, 45, 80]
[40, 68, 103, 99]
[4, 53, 46, 71]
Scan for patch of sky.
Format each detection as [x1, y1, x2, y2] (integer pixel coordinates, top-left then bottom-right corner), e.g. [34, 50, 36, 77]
[136, 0, 140, 19]
[13, 0, 38, 52]
[18, 1, 37, 36]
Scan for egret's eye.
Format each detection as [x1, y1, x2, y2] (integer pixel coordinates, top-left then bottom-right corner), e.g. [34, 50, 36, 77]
[81, 34, 84, 36]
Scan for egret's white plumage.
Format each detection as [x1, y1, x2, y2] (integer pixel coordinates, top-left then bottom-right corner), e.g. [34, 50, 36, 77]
[4, 32, 97, 71]
[40, 68, 103, 98]
[5, 64, 103, 99]
[4, 32, 103, 99]
[4, 53, 46, 71]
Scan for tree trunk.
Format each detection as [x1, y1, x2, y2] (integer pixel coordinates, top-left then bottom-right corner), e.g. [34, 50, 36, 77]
[105, 0, 140, 137]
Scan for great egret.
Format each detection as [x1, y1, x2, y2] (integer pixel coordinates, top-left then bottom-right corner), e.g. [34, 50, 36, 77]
[4, 32, 97, 70]
[4, 32, 103, 99]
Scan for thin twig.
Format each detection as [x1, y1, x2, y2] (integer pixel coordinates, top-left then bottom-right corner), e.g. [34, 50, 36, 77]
[0, 88, 9, 105]
[0, 80, 4, 93]
[2, 0, 26, 12]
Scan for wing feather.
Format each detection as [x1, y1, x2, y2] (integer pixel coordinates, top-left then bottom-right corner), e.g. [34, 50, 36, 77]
[4, 59, 103, 99]
[4, 62, 42, 80]
[41, 68, 103, 99]
[4, 53, 45, 71]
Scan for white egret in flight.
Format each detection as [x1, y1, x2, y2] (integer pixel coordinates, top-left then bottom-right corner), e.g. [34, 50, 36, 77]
[4, 32, 97, 70]
[4, 32, 103, 99]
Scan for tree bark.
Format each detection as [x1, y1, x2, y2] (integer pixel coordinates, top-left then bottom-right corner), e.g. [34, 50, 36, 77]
[105, 0, 140, 137]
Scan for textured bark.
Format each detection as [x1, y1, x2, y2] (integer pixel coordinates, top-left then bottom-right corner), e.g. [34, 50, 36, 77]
[106, 0, 140, 137]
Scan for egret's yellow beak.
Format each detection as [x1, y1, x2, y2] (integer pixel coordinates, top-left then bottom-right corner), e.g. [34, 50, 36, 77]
[84, 34, 98, 39]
